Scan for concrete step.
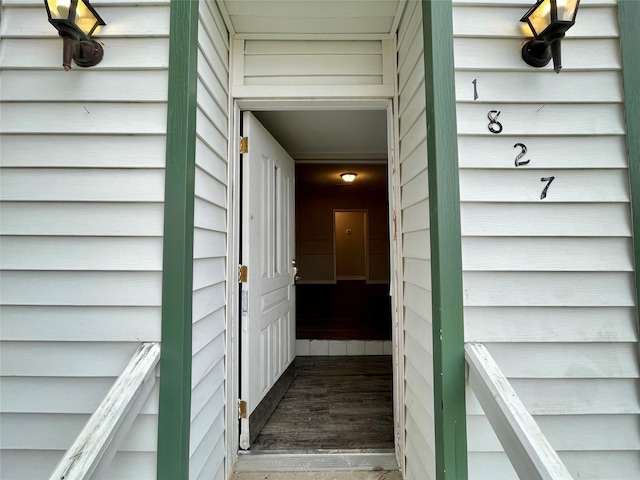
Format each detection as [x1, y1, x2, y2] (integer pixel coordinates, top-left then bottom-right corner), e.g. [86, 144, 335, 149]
[231, 472, 402, 480]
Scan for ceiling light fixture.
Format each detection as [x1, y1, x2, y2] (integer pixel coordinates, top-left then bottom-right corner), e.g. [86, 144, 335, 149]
[340, 173, 357, 183]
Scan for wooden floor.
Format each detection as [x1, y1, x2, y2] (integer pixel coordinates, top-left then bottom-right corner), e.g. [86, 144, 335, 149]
[251, 356, 394, 451]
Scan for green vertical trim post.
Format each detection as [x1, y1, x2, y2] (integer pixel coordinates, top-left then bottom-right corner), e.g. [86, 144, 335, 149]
[421, 1, 468, 479]
[618, 0, 640, 330]
[157, 0, 199, 478]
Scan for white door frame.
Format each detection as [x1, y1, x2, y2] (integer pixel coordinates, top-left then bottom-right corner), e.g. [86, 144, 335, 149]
[225, 98, 405, 471]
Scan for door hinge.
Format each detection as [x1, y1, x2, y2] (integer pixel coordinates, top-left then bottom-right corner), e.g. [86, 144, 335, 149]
[238, 400, 247, 419]
[239, 265, 248, 283]
[240, 136, 248, 154]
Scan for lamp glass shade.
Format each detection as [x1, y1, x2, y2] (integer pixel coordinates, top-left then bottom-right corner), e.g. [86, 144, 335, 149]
[75, 0, 102, 36]
[341, 173, 357, 183]
[45, 0, 105, 38]
[557, 0, 579, 21]
[522, 0, 579, 37]
[526, 0, 553, 36]
[46, 0, 73, 20]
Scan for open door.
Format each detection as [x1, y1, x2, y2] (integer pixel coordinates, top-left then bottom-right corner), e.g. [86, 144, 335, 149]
[240, 112, 296, 449]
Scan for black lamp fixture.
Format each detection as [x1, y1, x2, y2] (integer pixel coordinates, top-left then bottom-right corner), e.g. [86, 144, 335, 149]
[520, 0, 580, 73]
[44, 0, 106, 71]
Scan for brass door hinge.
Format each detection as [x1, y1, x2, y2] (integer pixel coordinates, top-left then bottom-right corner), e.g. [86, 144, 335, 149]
[239, 265, 248, 283]
[238, 400, 247, 419]
[240, 137, 248, 154]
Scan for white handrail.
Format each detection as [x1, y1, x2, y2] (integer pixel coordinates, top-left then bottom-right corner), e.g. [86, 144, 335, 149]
[50, 342, 161, 480]
[465, 342, 574, 480]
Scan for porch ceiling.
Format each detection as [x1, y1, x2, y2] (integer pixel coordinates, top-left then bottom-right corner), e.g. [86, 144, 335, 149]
[217, 0, 405, 38]
[253, 110, 388, 161]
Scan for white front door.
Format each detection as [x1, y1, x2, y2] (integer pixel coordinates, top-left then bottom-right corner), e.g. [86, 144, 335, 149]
[240, 111, 296, 449]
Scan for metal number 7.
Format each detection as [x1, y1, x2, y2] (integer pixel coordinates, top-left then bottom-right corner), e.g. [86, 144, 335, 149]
[540, 176, 555, 200]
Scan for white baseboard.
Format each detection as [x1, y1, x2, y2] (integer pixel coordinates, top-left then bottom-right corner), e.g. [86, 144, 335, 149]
[295, 340, 392, 356]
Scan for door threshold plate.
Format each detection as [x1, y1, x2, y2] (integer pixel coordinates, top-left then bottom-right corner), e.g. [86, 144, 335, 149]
[235, 449, 398, 472]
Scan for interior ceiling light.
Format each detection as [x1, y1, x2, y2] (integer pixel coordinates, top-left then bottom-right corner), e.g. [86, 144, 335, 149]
[340, 173, 358, 183]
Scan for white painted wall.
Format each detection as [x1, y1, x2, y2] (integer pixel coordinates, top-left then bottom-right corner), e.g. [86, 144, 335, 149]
[0, 0, 169, 478]
[453, 1, 640, 478]
[396, 2, 435, 479]
[190, 2, 230, 477]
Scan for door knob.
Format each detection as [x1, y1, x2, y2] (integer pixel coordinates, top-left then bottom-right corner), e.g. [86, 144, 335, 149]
[291, 259, 301, 282]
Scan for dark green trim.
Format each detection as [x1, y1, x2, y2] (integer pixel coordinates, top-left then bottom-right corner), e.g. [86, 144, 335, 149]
[421, 1, 468, 479]
[618, 1, 640, 331]
[157, 1, 199, 478]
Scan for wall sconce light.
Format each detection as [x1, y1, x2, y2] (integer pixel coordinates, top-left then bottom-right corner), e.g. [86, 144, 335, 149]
[44, 0, 106, 71]
[340, 173, 358, 183]
[520, 0, 580, 73]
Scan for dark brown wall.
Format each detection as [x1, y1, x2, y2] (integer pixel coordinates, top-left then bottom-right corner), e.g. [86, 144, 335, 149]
[295, 163, 390, 283]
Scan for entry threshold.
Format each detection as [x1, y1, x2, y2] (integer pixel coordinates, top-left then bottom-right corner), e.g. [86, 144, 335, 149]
[235, 449, 399, 472]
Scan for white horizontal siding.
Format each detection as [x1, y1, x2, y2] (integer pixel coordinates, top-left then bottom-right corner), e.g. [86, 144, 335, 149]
[457, 136, 628, 169]
[1, 37, 170, 69]
[0, 271, 162, 306]
[466, 377, 640, 415]
[1, 342, 146, 377]
[452, 6, 619, 38]
[0, 135, 166, 168]
[469, 451, 640, 480]
[454, 1, 640, 479]
[455, 71, 623, 103]
[397, 2, 435, 479]
[468, 414, 640, 451]
[464, 307, 637, 343]
[0, 237, 163, 271]
[1, 377, 160, 414]
[0, 451, 158, 480]
[232, 37, 394, 98]
[463, 272, 635, 306]
[0, 306, 161, 341]
[0, 413, 157, 451]
[243, 39, 384, 86]
[0, 168, 165, 202]
[455, 38, 622, 70]
[1, 103, 167, 134]
[461, 237, 635, 271]
[459, 169, 630, 202]
[0, 202, 164, 236]
[0, 1, 170, 479]
[189, 1, 229, 479]
[460, 202, 632, 236]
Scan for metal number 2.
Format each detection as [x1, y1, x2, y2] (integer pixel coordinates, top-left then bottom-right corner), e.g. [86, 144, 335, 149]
[487, 110, 503, 134]
[514, 143, 531, 167]
[540, 176, 555, 200]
